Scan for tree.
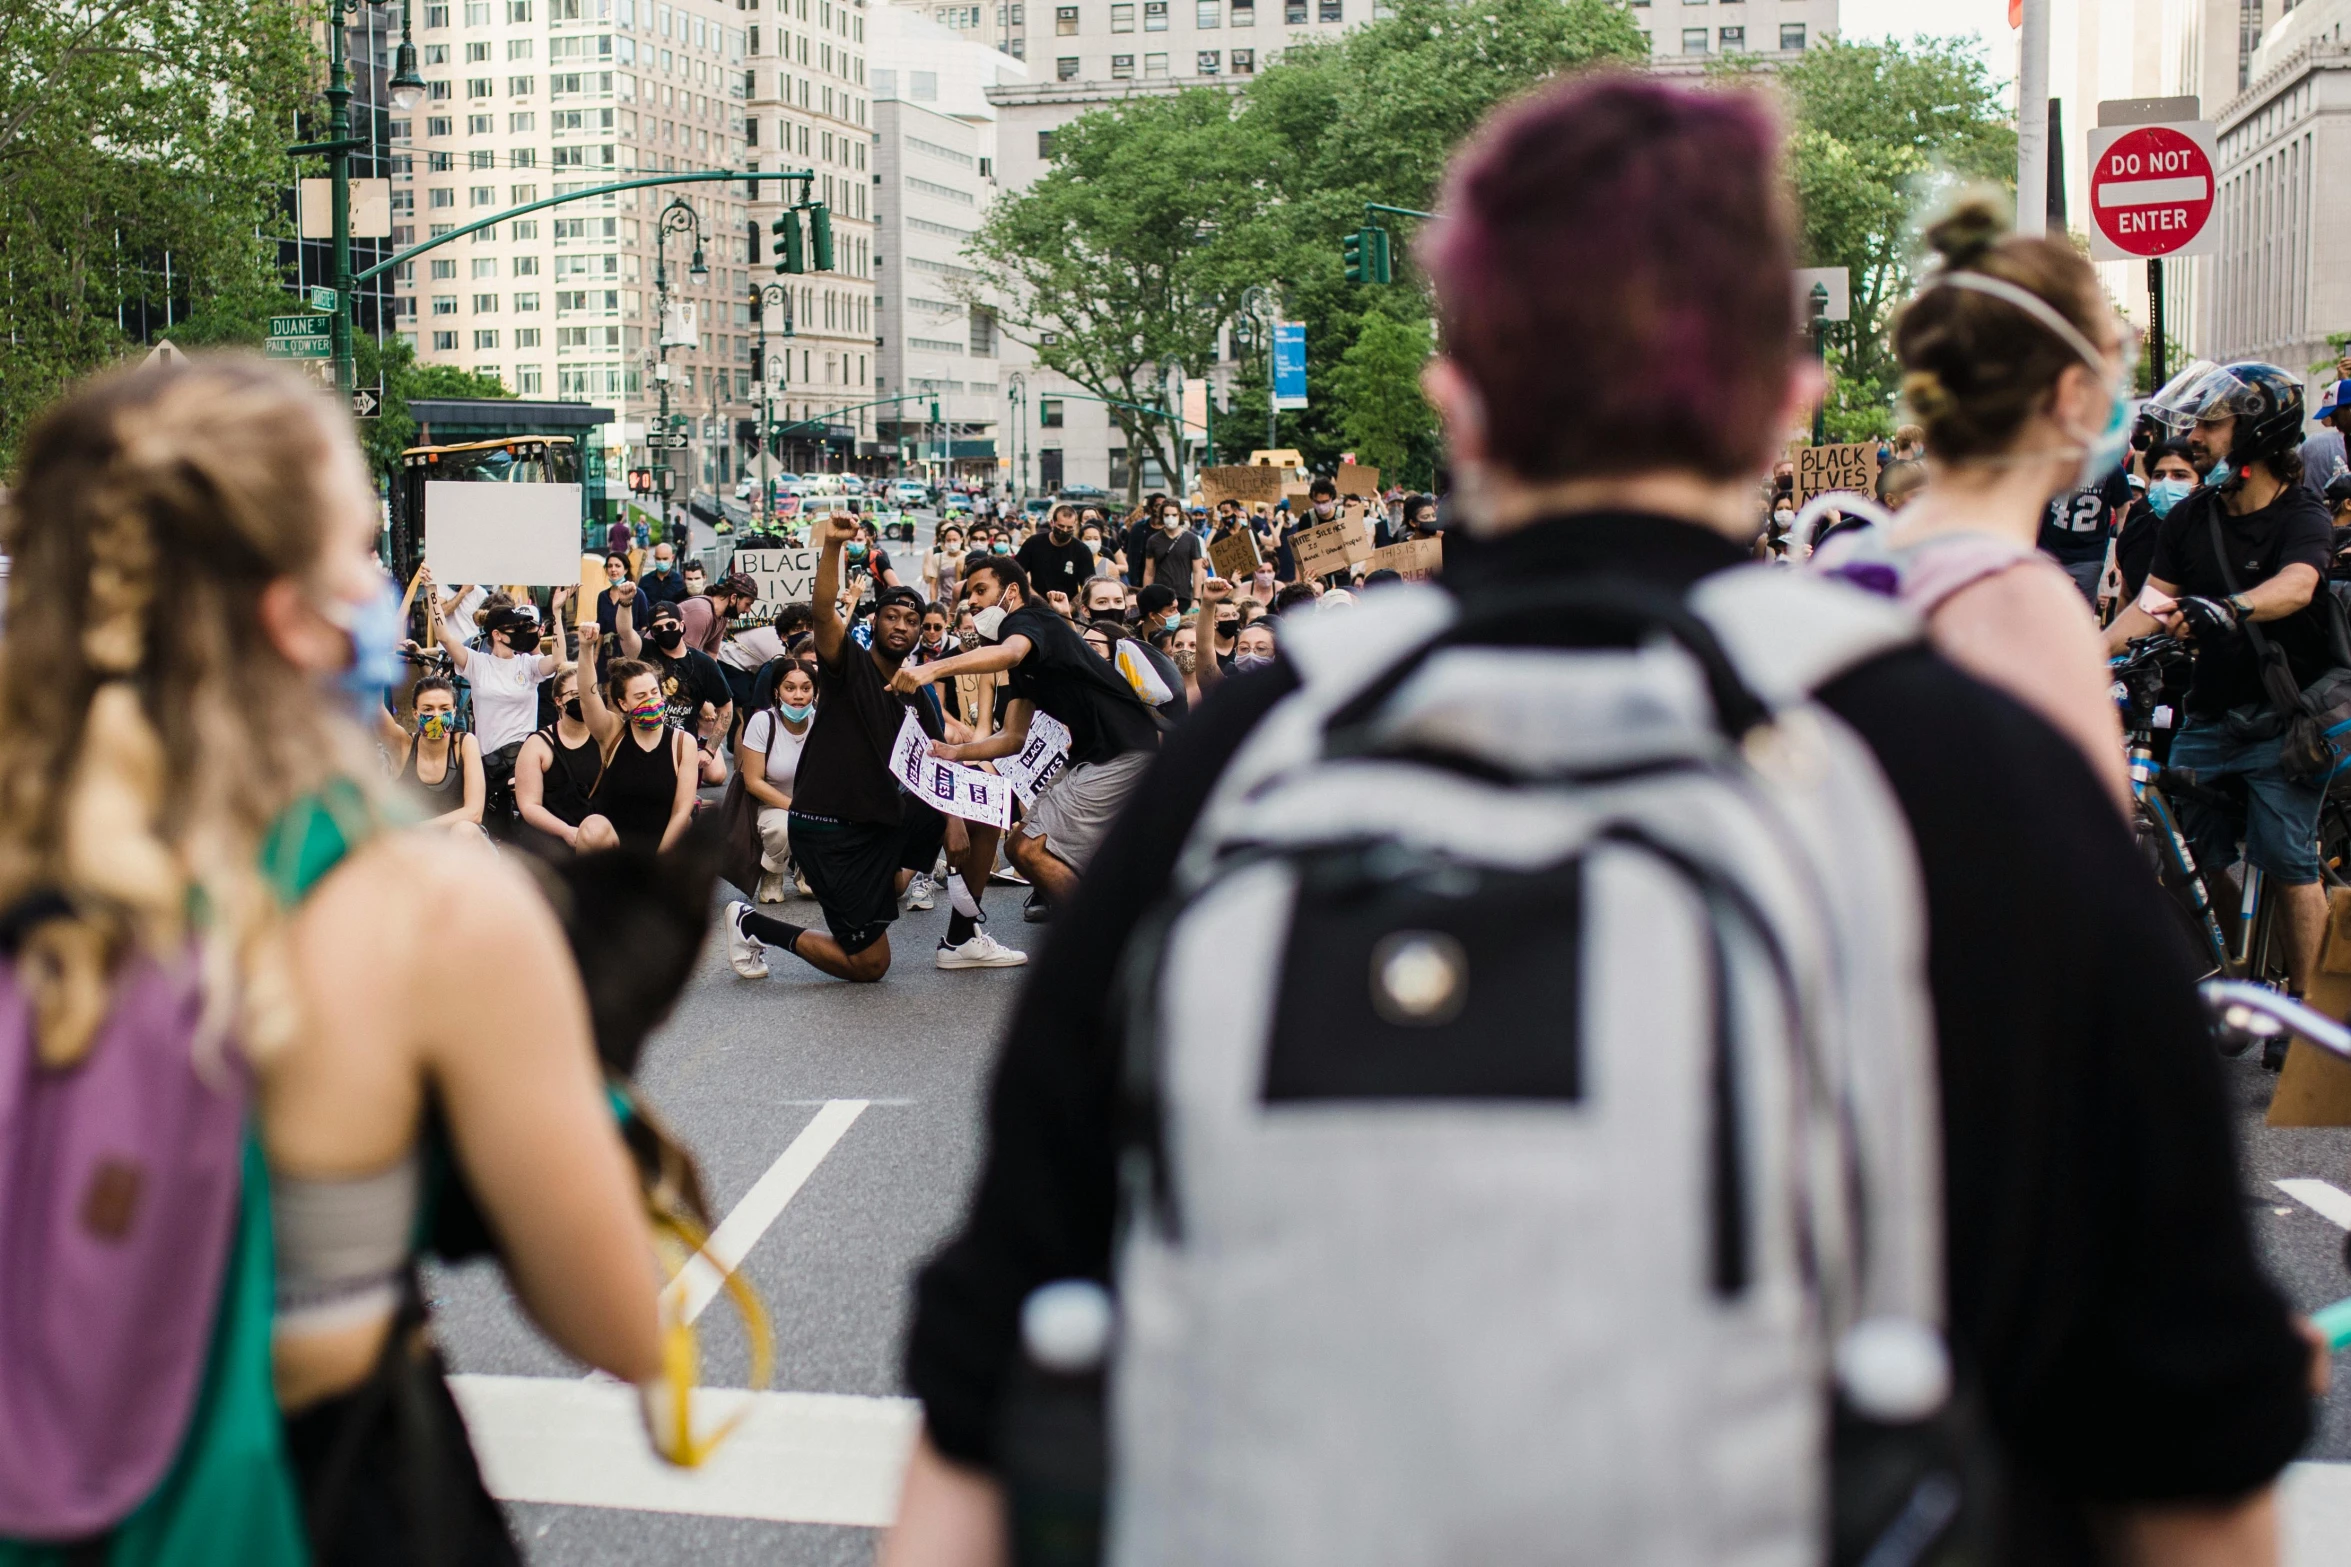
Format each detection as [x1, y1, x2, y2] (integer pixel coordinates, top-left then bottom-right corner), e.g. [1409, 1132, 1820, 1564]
[0, 0, 318, 464]
[1328, 310, 1436, 485]
[353, 335, 515, 480]
[962, 88, 1280, 505]
[1729, 37, 2016, 440]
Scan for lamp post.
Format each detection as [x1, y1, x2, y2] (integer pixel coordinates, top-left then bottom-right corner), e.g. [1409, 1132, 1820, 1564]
[750, 281, 794, 523]
[1807, 280, 1830, 446]
[295, 0, 409, 398]
[1239, 284, 1277, 455]
[1005, 371, 1028, 504]
[651, 196, 708, 540]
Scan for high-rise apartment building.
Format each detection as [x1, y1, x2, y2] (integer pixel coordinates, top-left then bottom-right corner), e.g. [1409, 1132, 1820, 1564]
[392, 0, 875, 507]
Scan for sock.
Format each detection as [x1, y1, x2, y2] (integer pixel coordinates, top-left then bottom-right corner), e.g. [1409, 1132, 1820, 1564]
[741, 909, 803, 954]
[948, 878, 981, 919]
[947, 910, 978, 945]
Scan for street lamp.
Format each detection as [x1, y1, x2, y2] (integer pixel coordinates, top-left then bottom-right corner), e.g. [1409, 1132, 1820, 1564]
[388, 0, 427, 111]
[650, 195, 708, 537]
[1239, 284, 1278, 456]
[1005, 370, 1028, 504]
[750, 281, 794, 523]
[1807, 280, 1830, 446]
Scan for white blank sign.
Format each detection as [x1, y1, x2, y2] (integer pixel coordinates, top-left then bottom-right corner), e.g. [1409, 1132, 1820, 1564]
[424, 481, 584, 586]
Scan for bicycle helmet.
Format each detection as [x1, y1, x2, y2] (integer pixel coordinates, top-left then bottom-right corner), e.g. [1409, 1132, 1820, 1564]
[2144, 359, 2306, 467]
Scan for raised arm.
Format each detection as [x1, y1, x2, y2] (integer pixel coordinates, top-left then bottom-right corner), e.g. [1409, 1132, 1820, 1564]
[886, 635, 1029, 696]
[612, 579, 643, 660]
[810, 512, 858, 667]
[575, 624, 624, 747]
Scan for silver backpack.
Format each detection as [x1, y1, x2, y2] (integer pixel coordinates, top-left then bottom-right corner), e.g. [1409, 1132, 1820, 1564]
[1107, 567, 1954, 1567]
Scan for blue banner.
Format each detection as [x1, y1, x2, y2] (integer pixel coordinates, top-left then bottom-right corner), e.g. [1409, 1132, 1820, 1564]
[1273, 321, 1308, 410]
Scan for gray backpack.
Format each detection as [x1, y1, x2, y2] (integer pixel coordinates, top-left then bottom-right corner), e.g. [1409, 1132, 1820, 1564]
[1108, 568, 1956, 1567]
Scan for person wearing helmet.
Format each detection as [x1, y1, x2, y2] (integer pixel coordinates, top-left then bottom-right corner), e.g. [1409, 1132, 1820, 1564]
[2107, 360, 2339, 994]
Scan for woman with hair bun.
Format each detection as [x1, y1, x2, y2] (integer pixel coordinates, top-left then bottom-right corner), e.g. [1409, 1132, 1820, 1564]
[1813, 195, 2133, 811]
[0, 355, 661, 1563]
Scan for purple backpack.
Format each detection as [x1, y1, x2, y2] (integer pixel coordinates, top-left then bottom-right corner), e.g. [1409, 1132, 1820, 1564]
[0, 947, 250, 1538]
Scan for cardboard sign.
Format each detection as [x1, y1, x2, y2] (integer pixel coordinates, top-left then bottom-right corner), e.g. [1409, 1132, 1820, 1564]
[889, 713, 1013, 828]
[1793, 443, 1880, 506]
[1200, 465, 1285, 510]
[577, 554, 605, 627]
[1282, 484, 1315, 511]
[2268, 886, 2351, 1125]
[1365, 536, 1443, 581]
[1292, 515, 1372, 581]
[997, 711, 1073, 805]
[423, 480, 584, 586]
[729, 545, 823, 624]
[1208, 528, 1262, 582]
[1334, 463, 1381, 499]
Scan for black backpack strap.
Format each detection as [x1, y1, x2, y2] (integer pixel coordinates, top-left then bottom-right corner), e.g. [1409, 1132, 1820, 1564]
[2206, 506, 2318, 718]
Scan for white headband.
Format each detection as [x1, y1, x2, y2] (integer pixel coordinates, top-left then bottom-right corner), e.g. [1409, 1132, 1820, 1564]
[1923, 269, 2111, 378]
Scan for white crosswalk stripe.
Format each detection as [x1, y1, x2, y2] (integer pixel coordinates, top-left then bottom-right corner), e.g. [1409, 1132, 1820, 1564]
[2277, 1178, 2351, 1231]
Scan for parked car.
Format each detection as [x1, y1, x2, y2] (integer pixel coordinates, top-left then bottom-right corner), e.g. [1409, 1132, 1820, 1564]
[1022, 497, 1054, 521]
[891, 478, 930, 506]
[941, 490, 975, 514]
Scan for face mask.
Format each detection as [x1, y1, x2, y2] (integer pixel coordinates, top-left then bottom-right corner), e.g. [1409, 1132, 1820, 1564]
[992, 540, 1012, 554]
[1173, 648, 1197, 675]
[1233, 652, 1273, 671]
[625, 699, 666, 728]
[1163, 517, 1184, 533]
[1312, 501, 1336, 519]
[323, 570, 405, 716]
[651, 558, 673, 574]
[651, 625, 685, 651]
[2207, 458, 2233, 488]
[848, 542, 868, 559]
[503, 625, 542, 653]
[973, 605, 1008, 642]
[563, 698, 583, 721]
[2146, 477, 2194, 518]
[416, 710, 455, 739]
[779, 702, 814, 723]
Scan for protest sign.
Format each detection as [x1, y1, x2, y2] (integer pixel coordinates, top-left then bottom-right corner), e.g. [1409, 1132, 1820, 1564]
[996, 711, 1072, 805]
[423, 481, 583, 586]
[1334, 463, 1382, 499]
[1793, 443, 1880, 506]
[889, 713, 1013, 828]
[729, 545, 823, 625]
[1200, 465, 1286, 510]
[1292, 514, 1372, 581]
[1365, 536, 1443, 581]
[1208, 528, 1262, 582]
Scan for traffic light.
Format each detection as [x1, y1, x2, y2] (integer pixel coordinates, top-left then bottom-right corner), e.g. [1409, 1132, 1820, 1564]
[747, 285, 763, 323]
[626, 466, 651, 493]
[1342, 225, 1392, 285]
[771, 211, 805, 274]
[808, 203, 835, 272]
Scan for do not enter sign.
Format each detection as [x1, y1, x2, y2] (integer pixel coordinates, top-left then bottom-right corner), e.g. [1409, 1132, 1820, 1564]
[2086, 120, 2219, 262]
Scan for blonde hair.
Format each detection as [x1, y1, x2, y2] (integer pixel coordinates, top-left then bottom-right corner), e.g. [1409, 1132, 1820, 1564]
[0, 355, 378, 1069]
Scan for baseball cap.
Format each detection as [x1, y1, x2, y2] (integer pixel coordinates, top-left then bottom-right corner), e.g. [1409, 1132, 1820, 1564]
[2319, 379, 2351, 420]
[645, 599, 684, 626]
[874, 585, 926, 617]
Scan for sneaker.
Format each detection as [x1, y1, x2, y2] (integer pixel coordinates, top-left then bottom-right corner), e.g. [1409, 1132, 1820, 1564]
[904, 872, 936, 911]
[724, 901, 769, 979]
[756, 869, 786, 904]
[936, 929, 1029, 969]
[794, 868, 813, 898]
[1023, 889, 1052, 924]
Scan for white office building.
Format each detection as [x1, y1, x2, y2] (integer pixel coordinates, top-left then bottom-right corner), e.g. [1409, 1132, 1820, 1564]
[871, 6, 1024, 483]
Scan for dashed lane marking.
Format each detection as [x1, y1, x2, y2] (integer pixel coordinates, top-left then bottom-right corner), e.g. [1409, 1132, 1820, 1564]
[671, 1097, 869, 1325]
[2276, 1179, 2351, 1231]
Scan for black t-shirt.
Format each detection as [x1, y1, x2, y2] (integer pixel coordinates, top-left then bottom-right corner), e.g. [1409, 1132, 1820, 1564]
[2113, 500, 2162, 603]
[790, 638, 937, 824]
[1141, 527, 1204, 605]
[2147, 483, 2337, 714]
[1121, 519, 1157, 587]
[648, 645, 730, 736]
[2037, 467, 2133, 565]
[907, 514, 2308, 1561]
[1015, 534, 1096, 604]
[1000, 604, 1160, 768]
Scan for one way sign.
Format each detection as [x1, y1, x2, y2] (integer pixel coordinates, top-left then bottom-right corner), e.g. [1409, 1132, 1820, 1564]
[350, 387, 381, 419]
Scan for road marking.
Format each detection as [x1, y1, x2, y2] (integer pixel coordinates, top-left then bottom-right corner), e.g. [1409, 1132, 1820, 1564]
[2276, 1178, 2351, 1231]
[671, 1098, 868, 1325]
[452, 1374, 918, 1527]
[2285, 1462, 2351, 1567]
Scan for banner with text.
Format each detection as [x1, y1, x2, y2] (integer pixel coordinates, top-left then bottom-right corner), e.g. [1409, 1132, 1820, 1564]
[890, 713, 1013, 828]
[730, 545, 823, 625]
[996, 711, 1072, 805]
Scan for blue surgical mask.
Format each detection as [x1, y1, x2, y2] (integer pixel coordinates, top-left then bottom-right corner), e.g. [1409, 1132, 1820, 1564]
[323, 570, 406, 718]
[779, 702, 813, 723]
[2207, 458, 2233, 488]
[2146, 477, 2193, 518]
[2074, 388, 2134, 489]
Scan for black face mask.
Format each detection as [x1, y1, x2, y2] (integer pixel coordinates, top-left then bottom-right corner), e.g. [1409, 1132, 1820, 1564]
[563, 698, 583, 721]
[651, 625, 685, 652]
[503, 625, 542, 653]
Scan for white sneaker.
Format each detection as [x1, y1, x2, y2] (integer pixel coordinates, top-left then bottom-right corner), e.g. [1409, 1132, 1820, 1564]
[904, 872, 936, 911]
[724, 900, 769, 979]
[936, 929, 1028, 969]
[793, 867, 813, 897]
[756, 870, 786, 903]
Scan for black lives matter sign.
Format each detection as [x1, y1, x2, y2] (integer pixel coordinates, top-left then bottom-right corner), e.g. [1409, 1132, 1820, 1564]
[1794, 443, 1880, 506]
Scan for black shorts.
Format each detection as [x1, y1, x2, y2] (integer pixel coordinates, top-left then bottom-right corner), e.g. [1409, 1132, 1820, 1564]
[899, 802, 949, 873]
[786, 814, 902, 955]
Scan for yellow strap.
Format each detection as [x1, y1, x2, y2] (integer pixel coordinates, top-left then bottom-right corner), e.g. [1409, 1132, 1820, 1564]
[643, 1201, 776, 1468]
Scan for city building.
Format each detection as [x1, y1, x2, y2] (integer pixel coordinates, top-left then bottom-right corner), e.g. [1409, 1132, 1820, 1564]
[871, 6, 1025, 485]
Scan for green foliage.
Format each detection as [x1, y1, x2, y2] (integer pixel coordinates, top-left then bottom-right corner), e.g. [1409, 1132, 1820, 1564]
[352, 335, 516, 480]
[0, 0, 320, 467]
[1328, 311, 1436, 485]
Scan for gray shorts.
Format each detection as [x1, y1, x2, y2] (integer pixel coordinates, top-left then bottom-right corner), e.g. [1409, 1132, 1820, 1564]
[1020, 749, 1153, 873]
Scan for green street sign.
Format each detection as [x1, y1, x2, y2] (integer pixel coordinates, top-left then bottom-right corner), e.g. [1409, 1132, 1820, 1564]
[268, 314, 328, 338]
[264, 334, 332, 359]
[308, 286, 339, 312]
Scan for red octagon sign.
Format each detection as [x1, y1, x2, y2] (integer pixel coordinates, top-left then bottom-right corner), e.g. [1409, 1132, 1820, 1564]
[2089, 124, 2215, 260]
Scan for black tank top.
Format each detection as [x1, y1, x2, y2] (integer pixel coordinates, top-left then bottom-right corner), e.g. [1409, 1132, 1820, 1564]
[592, 724, 681, 849]
[397, 736, 466, 816]
[533, 723, 602, 827]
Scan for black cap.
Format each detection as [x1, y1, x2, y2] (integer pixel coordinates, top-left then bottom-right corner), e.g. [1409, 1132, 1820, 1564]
[874, 585, 926, 617]
[645, 599, 684, 626]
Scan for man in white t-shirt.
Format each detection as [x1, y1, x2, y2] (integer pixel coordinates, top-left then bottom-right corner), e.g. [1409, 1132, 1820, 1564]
[433, 600, 562, 836]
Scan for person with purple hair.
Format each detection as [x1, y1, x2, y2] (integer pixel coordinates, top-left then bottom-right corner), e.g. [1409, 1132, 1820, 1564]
[880, 74, 2308, 1567]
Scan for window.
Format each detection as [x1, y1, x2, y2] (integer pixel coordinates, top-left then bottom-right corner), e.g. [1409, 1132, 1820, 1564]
[1056, 4, 1078, 29]
[429, 186, 455, 208]
[1143, 0, 1166, 26]
[1317, 0, 1338, 18]
[473, 257, 499, 277]
[391, 118, 412, 139]
[515, 291, 542, 310]
[475, 329, 500, 349]
[1196, 0, 1217, 23]
[515, 328, 542, 347]
[1718, 24, 1741, 46]
[511, 148, 536, 168]
[512, 219, 538, 238]
[432, 330, 459, 350]
[1056, 54, 1079, 77]
[1230, 0, 1251, 20]
[1143, 49, 1167, 73]
[424, 3, 448, 23]
[508, 0, 532, 18]
[517, 366, 543, 394]
[464, 0, 489, 21]
[1284, 0, 1304, 21]
[471, 184, 496, 205]
[1110, 51, 1133, 74]
[509, 73, 536, 94]
[1197, 48, 1217, 70]
[1681, 26, 1707, 50]
[1229, 45, 1252, 69]
[428, 150, 453, 170]
[469, 147, 494, 168]
[466, 40, 491, 62]
[473, 292, 500, 312]
[423, 43, 450, 64]
[1037, 129, 1055, 157]
[1779, 22, 1804, 48]
[511, 110, 536, 131]
[468, 76, 494, 97]
[1039, 397, 1064, 427]
[428, 79, 452, 99]
[427, 115, 454, 135]
[911, 69, 937, 97]
[514, 255, 540, 275]
[432, 295, 459, 314]
[430, 258, 457, 279]
[1111, 2, 1134, 26]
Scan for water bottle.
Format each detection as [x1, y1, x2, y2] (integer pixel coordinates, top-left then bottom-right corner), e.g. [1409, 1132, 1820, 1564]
[998, 1279, 1112, 1567]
